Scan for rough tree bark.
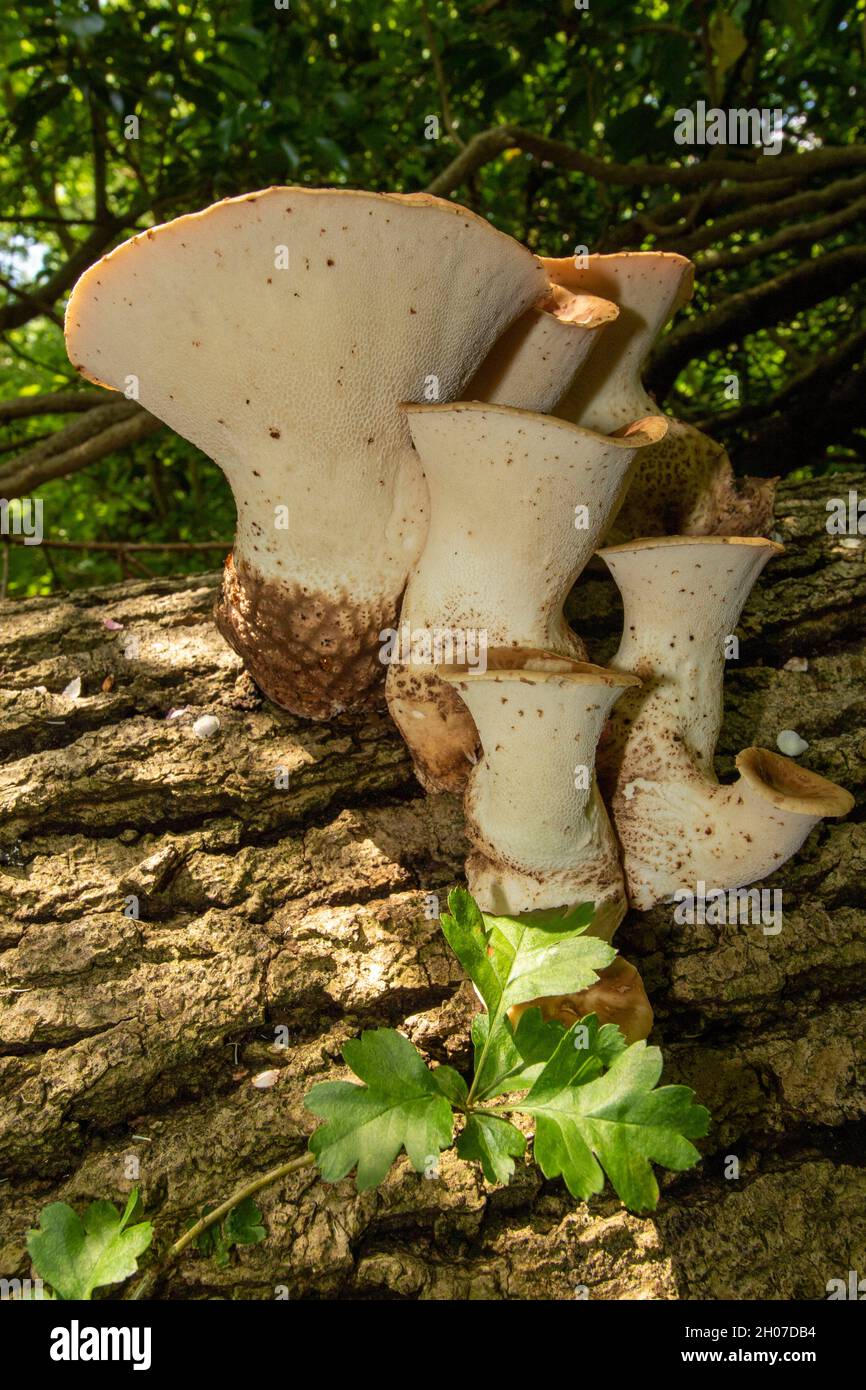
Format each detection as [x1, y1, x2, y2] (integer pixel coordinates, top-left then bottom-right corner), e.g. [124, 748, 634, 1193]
[1, 471, 864, 1301]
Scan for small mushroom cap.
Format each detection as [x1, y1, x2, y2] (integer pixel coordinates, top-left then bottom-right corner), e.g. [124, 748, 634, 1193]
[538, 285, 620, 327]
[736, 746, 855, 818]
[598, 533, 785, 558]
[542, 249, 695, 317]
[541, 251, 694, 433]
[466, 288, 619, 413]
[404, 396, 667, 448]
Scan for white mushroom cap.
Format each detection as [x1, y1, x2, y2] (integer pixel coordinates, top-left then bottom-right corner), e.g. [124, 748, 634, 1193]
[386, 401, 668, 792]
[541, 251, 694, 432]
[466, 286, 619, 414]
[65, 187, 548, 717]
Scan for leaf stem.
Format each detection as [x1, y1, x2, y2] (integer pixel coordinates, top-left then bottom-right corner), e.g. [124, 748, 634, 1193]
[126, 1150, 316, 1300]
[464, 1011, 497, 1106]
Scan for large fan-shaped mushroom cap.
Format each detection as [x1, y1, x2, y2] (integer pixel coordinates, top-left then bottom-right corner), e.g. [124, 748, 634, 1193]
[65, 187, 548, 717]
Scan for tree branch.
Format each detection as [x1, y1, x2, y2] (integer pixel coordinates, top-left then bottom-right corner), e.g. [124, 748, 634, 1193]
[426, 123, 866, 197]
[0, 402, 162, 497]
[647, 245, 866, 396]
[2, 537, 229, 552]
[425, 126, 513, 196]
[694, 326, 866, 433]
[0, 389, 107, 423]
[0, 197, 150, 335]
[697, 194, 866, 270]
[660, 170, 866, 257]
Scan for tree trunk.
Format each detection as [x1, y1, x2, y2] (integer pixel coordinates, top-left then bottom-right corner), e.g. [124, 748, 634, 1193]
[1, 470, 864, 1300]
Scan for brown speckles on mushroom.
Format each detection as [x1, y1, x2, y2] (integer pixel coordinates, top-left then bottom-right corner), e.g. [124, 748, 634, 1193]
[597, 536, 852, 908]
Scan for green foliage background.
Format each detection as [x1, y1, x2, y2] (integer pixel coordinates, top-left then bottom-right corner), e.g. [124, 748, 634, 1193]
[1, 0, 864, 595]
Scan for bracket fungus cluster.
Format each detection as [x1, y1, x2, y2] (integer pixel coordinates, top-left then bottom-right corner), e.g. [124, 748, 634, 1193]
[66, 187, 855, 1047]
[387, 402, 667, 791]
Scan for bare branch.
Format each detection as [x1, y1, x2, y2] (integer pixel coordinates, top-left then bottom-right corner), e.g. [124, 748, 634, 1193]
[0, 389, 107, 423]
[698, 194, 866, 270]
[0, 273, 64, 329]
[0, 197, 150, 335]
[0, 403, 163, 498]
[425, 122, 866, 198]
[2, 537, 228, 552]
[425, 127, 513, 196]
[648, 245, 866, 395]
[660, 170, 866, 257]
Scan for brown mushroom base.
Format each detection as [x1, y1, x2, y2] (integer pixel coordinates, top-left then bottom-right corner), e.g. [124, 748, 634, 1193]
[467, 850, 628, 942]
[606, 418, 777, 543]
[215, 552, 391, 719]
[385, 664, 480, 793]
[508, 956, 653, 1045]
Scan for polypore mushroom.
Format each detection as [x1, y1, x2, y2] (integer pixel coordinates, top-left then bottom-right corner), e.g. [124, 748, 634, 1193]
[542, 251, 777, 541]
[466, 284, 619, 413]
[509, 956, 654, 1044]
[386, 402, 668, 792]
[64, 187, 550, 718]
[597, 536, 854, 909]
[440, 650, 640, 940]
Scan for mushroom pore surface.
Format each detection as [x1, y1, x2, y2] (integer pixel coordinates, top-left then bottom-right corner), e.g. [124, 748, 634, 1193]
[65, 186, 549, 717]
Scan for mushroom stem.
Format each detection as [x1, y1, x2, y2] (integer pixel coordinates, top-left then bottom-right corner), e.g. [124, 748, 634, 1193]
[598, 536, 854, 909]
[441, 650, 640, 937]
[542, 251, 776, 540]
[387, 402, 667, 792]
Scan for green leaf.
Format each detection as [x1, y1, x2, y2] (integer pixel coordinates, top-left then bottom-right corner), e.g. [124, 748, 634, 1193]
[440, 887, 501, 1013]
[194, 1210, 230, 1268]
[709, 8, 748, 78]
[26, 1187, 152, 1300]
[442, 891, 613, 1101]
[513, 1006, 570, 1068]
[471, 1007, 566, 1101]
[441, 890, 613, 1017]
[457, 1114, 526, 1185]
[486, 904, 612, 1010]
[224, 1197, 266, 1248]
[516, 1036, 710, 1212]
[306, 1029, 454, 1191]
[431, 1064, 469, 1108]
[192, 1196, 265, 1266]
